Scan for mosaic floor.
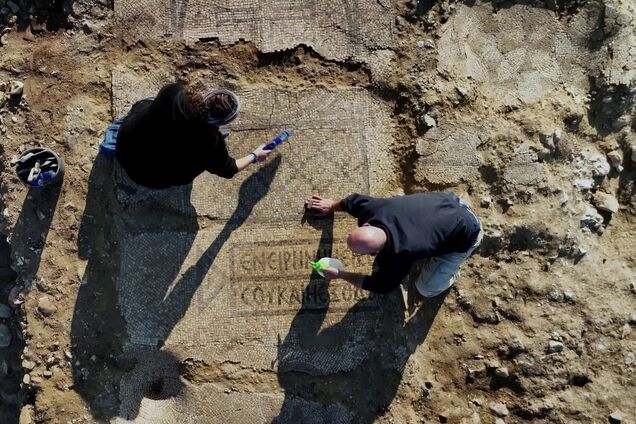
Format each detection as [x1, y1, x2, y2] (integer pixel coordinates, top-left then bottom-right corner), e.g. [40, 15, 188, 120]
[111, 66, 395, 422]
[114, 0, 394, 65]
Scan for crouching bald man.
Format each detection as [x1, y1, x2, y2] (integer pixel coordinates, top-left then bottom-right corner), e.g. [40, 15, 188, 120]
[306, 192, 482, 297]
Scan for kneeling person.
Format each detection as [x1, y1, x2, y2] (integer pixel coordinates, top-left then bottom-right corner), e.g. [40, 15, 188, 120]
[306, 192, 482, 297]
[114, 83, 272, 189]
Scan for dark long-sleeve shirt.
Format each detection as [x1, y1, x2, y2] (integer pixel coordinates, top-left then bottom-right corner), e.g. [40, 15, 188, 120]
[340, 192, 480, 294]
[115, 83, 238, 189]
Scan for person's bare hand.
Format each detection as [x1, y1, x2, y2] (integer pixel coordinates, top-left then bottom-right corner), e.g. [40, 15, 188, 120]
[252, 144, 273, 162]
[321, 267, 339, 279]
[305, 195, 337, 215]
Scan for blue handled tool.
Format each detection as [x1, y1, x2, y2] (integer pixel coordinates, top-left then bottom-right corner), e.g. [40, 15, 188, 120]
[264, 129, 293, 150]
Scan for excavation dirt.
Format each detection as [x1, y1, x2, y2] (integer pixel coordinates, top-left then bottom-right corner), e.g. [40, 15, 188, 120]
[0, 0, 634, 423]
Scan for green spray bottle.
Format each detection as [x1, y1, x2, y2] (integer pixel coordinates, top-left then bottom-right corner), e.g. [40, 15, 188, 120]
[311, 257, 344, 277]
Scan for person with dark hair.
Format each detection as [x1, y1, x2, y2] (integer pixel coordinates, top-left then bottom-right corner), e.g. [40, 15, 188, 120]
[111, 82, 272, 189]
[305, 192, 482, 297]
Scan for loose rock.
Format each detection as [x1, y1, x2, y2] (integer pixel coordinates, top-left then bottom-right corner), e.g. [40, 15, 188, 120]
[594, 192, 619, 214]
[419, 113, 437, 130]
[0, 324, 11, 348]
[629, 313, 636, 325]
[8, 285, 23, 308]
[456, 85, 471, 98]
[37, 296, 57, 317]
[587, 153, 611, 177]
[480, 196, 492, 208]
[9, 80, 24, 98]
[489, 402, 509, 417]
[550, 332, 563, 342]
[470, 412, 481, 424]
[607, 150, 623, 172]
[609, 410, 623, 423]
[22, 359, 36, 370]
[19, 405, 33, 424]
[624, 352, 635, 365]
[575, 179, 594, 190]
[539, 132, 554, 150]
[82, 22, 98, 35]
[574, 246, 587, 259]
[563, 290, 576, 303]
[620, 324, 631, 339]
[580, 207, 604, 231]
[494, 367, 509, 378]
[548, 289, 562, 302]
[416, 39, 434, 49]
[548, 340, 564, 353]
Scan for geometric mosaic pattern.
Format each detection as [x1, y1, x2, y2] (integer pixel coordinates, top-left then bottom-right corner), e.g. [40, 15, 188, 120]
[112, 68, 395, 222]
[111, 59, 395, 422]
[438, 4, 600, 106]
[416, 126, 484, 187]
[114, 0, 394, 65]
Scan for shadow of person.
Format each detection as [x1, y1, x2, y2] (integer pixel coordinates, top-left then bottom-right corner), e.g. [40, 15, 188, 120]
[275, 233, 448, 423]
[156, 155, 282, 347]
[0, 203, 26, 424]
[71, 154, 144, 419]
[9, 179, 62, 288]
[71, 154, 281, 420]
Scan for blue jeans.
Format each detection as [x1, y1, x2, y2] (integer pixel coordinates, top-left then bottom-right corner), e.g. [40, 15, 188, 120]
[99, 115, 126, 158]
[415, 199, 482, 297]
[99, 97, 156, 158]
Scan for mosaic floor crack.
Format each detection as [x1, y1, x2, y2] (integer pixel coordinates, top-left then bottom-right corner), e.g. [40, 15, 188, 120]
[114, 0, 394, 65]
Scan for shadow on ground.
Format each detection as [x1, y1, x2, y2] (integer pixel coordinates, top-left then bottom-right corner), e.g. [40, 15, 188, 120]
[150, 155, 282, 350]
[71, 155, 128, 419]
[1, 0, 75, 32]
[0, 154, 61, 423]
[71, 154, 281, 420]
[275, 215, 447, 423]
[0, 201, 26, 424]
[10, 180, 61, 287]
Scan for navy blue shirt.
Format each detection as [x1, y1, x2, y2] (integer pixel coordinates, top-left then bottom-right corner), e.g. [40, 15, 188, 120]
[340, 192, 480, 294]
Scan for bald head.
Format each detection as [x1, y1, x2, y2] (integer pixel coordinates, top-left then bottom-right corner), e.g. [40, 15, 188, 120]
[347, 225, 387, 255]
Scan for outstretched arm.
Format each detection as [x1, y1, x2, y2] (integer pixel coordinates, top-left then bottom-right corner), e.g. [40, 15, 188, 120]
[322, 262, 403, 295]
[235, 144, 273, 172]
[321, 267, 366, 289]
